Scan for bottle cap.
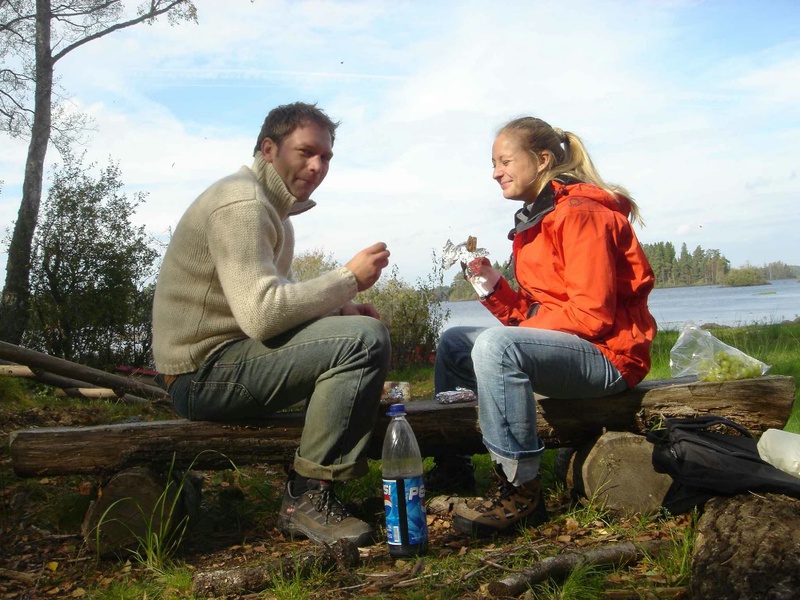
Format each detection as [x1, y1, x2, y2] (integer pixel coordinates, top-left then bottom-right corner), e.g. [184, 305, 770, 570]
[387, 403, 405, 416]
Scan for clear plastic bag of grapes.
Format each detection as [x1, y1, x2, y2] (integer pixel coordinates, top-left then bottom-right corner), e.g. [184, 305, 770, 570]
[669, 322, 770, 382]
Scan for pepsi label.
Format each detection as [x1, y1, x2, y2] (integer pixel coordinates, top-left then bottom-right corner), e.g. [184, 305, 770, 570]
[383, 476, 428, 547]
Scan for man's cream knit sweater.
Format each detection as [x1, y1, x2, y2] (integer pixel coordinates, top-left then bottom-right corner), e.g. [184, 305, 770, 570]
[152, 156, 358, 375]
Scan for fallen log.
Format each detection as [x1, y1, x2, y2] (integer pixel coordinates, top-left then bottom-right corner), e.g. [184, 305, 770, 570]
[0, 341, 168, 400]
[534, 375, 795, 444]
[191, 539, 360, 597]
[0, 359, 152, 404]
[8, 376, 795, 478]
[487, 539, 673, 597]
[692, 493, 800, 599]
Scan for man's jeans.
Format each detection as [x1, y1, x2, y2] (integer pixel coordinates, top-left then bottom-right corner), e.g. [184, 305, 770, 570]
[434, 326, 627, 485]
[167, 316, 391, 482]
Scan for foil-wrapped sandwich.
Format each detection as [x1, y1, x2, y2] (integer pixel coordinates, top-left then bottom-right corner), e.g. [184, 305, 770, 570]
[442, 236, 489, 272]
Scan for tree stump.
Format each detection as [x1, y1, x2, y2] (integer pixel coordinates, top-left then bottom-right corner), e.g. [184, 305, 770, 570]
[574, 432, 672, 516]
[692, 493, 800, 600]
[81, 466, 202, 555]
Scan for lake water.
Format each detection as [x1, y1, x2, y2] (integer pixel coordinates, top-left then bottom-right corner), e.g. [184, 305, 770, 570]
[441, 278, 800, 331]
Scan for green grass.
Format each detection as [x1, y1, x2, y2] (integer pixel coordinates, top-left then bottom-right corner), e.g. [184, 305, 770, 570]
[528, 564, 607, 600]
[2, 321, 797, 599]
[86, 566, 195, 599]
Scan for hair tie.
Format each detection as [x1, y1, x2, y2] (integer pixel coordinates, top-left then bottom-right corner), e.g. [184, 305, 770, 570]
[553, 127, 568, 145]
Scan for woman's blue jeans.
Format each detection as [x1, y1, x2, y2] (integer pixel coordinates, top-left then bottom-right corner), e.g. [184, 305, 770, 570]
[434, 326, 627, 485]
[167, 315, 391, 482]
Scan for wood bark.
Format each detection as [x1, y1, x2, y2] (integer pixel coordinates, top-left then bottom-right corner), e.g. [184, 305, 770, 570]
[0, 341, 168, 400]
[487, 539, 672, 597]
[534, 375, 795, 445]
[0, 0, 53, 345]
[692, 493, 800, 600]
[191, 539, 360, 597]
[9, 376, 795, 477]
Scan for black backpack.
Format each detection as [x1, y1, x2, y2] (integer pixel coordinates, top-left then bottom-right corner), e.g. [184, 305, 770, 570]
[646, 415, 800, 515]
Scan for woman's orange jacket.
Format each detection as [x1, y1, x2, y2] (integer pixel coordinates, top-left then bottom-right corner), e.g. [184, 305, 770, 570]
[482, 178, 657, 387]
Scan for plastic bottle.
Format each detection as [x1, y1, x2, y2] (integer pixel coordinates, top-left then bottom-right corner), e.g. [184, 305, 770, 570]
[382, 403, 428, 558]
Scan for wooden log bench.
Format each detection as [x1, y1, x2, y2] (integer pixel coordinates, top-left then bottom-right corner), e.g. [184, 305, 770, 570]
[9, 375, 796, 477]
[6, 375, 796, 553]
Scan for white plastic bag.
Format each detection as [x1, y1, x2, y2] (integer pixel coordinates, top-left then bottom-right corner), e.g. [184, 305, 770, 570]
[669, 322, 770, 381]
[758, 429, 800, 480]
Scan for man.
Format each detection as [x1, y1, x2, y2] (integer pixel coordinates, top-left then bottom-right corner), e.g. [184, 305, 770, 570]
[152, 102, 391, 546]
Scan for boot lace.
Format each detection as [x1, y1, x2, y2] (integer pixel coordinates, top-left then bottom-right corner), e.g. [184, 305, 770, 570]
[475, 478, 517, 513]
[311, 483, 351, 523]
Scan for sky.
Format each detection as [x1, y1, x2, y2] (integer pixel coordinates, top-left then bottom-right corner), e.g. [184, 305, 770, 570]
[1, 0, 799, 286]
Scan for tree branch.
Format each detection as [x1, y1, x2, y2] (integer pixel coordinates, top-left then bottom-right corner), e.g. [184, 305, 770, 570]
[487, 540, 673, 597]
[53, 0, 195, 63]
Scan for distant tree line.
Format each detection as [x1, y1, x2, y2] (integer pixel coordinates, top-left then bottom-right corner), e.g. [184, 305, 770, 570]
[445, 242, 799, 301]
[643, 242, 798, 287]
[643, 242, 729, 287]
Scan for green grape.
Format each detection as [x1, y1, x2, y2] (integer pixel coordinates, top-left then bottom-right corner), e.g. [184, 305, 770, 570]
[700, 350, 763, 382]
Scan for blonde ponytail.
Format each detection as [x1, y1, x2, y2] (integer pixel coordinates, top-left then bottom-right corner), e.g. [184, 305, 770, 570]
[499, 118, 644, 226]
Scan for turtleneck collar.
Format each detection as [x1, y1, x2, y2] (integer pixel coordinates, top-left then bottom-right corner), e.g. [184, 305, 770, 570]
[250, 154, 317, 218]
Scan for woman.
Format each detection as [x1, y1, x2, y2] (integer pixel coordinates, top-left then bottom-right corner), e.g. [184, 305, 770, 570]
[436, 117, 657, 537]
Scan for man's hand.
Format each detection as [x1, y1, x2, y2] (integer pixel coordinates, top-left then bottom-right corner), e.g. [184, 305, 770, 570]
[464, 257, 501, 298]
[341, 301, 381, 319]
[345, 242, 390, 291]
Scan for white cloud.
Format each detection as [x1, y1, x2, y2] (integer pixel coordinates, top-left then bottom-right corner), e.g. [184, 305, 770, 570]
[1, 0, 798, 286]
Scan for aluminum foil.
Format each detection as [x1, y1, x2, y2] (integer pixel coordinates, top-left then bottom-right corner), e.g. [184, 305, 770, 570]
[435, 387, 477, 404]
[442, 238, 489, 270]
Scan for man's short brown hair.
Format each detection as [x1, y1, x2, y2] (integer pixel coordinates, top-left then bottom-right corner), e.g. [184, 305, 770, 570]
[253, 102, 340, 156]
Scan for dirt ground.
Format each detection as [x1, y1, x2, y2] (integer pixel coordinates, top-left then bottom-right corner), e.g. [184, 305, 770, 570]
[0, 401, 691, 599]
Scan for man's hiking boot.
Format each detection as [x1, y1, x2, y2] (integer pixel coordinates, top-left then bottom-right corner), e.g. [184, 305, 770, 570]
[278, 478, 375, 546]
[425, 454, 477, 496]
[452, 472, 548, 537]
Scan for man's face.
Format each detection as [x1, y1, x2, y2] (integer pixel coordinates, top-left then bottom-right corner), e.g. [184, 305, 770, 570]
[261, 122, 333, 202]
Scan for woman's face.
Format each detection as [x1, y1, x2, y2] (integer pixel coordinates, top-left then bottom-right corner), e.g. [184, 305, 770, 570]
[491, 132, 546, 203]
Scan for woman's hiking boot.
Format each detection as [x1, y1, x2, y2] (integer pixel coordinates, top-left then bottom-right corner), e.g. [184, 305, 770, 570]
[278, 477, 375, 546]
[452, 471, 548, 537]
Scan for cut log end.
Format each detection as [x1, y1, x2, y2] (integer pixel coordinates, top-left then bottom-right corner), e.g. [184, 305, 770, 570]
[577, 431, 673, 517]
[81, 466, 201, 555]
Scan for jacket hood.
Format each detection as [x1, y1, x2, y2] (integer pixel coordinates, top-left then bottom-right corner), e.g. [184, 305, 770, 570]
[554, 179, 632, 219]
[512, 177, 630, 237]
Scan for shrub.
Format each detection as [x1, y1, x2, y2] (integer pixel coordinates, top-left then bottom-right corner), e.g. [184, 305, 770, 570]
[723, 267, 768, 287]
[356, 254, 449, 369]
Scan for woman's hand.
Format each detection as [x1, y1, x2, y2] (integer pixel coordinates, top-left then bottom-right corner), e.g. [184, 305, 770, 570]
[464, 257, 501, 298]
